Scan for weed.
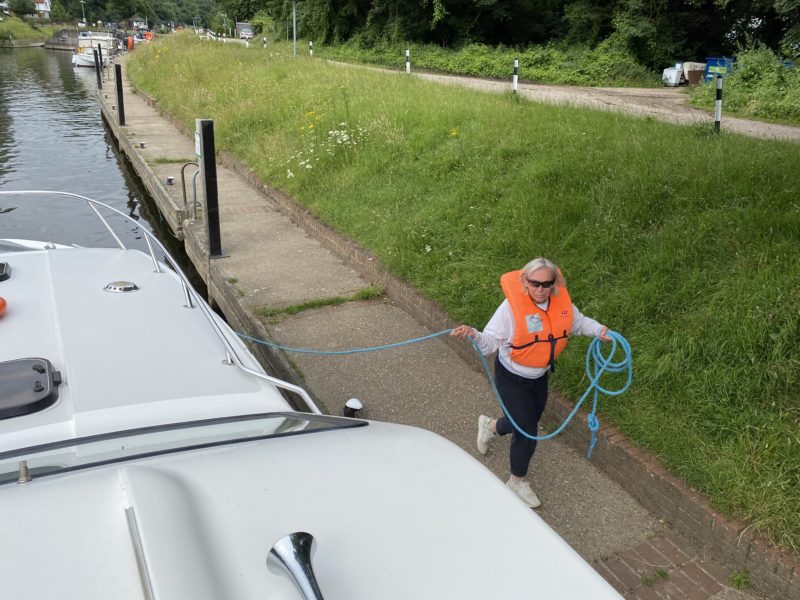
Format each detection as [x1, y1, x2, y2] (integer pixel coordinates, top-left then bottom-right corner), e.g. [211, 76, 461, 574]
[256, 286, 384, 319]
[729, 569, 750, 590]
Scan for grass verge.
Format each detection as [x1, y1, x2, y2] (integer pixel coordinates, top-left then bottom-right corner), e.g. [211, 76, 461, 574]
[0, 17, 56, 43]
[128, 34, 800, 551]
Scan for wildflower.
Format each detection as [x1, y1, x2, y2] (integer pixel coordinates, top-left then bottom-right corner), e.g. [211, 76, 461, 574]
[424, 245, 432, 253]
[450, 128, 458, 138]
[287, 169, 294, 178]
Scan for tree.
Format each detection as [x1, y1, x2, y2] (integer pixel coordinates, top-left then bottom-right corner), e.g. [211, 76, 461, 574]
[50, 0, 69, 20]
[9, 0, 36, 16]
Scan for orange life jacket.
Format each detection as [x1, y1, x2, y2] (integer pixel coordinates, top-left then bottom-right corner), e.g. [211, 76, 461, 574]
[500, 270, 574, 370]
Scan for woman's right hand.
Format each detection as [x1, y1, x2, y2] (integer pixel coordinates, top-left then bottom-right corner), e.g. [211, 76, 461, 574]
[451, 325, 477, 340]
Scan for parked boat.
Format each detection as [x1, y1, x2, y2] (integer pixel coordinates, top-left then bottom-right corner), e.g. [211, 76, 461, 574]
[0, 190, 621, 599]
[71, 31, 117, 68]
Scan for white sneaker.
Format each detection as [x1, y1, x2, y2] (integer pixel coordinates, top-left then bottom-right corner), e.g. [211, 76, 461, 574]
[476, 415, 493, 455]
[506, 478, 542, 509]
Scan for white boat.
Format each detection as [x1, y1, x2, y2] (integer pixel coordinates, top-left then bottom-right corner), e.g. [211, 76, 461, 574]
[0, 190, 622, 599]
[71, 31, 116, 68]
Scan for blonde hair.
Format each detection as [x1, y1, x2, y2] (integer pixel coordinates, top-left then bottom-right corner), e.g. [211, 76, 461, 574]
[520, 257, 565, 293]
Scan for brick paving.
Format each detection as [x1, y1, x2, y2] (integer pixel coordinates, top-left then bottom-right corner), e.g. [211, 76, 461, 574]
[595, 530, 734, 599]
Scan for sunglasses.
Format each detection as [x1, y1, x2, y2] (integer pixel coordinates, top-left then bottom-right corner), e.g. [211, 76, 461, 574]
[526, 278, 556, 289]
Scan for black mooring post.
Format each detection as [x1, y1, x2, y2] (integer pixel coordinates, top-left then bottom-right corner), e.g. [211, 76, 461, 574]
[92, 49, 103, 89]
[197, 119, 223, 258]
[114, 64, 125, 126]
[97, 44, 105, 82]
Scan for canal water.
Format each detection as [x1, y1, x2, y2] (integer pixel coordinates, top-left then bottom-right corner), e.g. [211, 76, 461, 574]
[0, 47, 174, 255]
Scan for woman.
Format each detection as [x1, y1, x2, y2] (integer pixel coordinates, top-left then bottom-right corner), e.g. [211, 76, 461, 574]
[451, 257, 610, 508]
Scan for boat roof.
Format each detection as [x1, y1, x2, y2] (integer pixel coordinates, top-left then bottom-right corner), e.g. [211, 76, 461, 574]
[0, 246, 289, 451]
[0, 421, 620, 599]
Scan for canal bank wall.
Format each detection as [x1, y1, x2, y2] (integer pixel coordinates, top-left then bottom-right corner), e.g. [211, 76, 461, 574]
[97, 57, 798, 600]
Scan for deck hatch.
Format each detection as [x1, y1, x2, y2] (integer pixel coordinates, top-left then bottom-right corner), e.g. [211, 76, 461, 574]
[0, 358, 61, 420]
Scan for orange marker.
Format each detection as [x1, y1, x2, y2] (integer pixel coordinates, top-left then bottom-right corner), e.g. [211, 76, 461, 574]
[0, 296, 6, 317]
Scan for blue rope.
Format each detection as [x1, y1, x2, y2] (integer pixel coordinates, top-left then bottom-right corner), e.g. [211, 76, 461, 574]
[469, 331, 631, 457]
[236, 330, 452, 355]
[237, 329, 632, 457]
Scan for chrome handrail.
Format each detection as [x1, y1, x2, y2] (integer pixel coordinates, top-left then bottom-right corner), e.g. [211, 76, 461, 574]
[0, 190, 321, 414]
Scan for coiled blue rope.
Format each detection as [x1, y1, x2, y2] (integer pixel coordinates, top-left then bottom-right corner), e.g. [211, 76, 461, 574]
[468, 331, 631, 457]
[237, 329, 632, 458]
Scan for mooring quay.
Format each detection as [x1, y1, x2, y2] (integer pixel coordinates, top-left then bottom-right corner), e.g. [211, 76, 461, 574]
[95, 56, 795, 600]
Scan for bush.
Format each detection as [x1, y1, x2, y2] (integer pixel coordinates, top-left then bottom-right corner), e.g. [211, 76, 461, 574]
[690, 45, 800, 124]
[317, 37, 659, 87]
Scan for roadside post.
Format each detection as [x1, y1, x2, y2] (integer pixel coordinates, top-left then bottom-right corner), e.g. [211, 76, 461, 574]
[405, 49, 411, 74]
[92, 49, 102, 89]
[114, 64, 125, 126]
[512, 57, 519, 93]
[309, 40, 313, 56]
[714, 75, 723, 133]
[263, 36, 267, 48]
[195, 119, 225, 258]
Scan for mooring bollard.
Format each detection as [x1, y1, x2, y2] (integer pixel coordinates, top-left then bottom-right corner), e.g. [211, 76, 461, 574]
[512, 57, 519, 93]
[92, 49, 102, 89]
[309, 40, 313, 56]
[196, 119, 224, 258]
[405, 48, 411, 74]
[114, 64, 125, 126]
[714, 74, 723, 133]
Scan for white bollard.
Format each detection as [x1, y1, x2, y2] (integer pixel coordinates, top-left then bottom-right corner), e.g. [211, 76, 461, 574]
[309, 40, 313, 56]
[405, 49, 410, 74]
[512, 57, 519, 92]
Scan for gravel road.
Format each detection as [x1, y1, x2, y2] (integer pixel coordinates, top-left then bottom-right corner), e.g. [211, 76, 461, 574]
[415, 71, 800, 142]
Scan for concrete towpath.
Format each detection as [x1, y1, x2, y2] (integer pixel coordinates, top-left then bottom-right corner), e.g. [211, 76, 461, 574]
[98, 54, 777, 600]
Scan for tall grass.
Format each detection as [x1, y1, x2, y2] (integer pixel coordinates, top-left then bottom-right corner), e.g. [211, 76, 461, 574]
[128, 35, 800, 551]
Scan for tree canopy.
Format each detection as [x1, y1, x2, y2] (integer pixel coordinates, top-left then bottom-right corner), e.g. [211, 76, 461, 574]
[214, 0, 798, 67]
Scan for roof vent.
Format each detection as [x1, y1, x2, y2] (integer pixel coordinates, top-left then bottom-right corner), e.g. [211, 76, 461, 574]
[0, 358, 62, 420]
[104, 281, 140, 293]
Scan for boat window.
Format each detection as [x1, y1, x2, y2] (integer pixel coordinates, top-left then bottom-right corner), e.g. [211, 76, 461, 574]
[0, 412, 366, 485]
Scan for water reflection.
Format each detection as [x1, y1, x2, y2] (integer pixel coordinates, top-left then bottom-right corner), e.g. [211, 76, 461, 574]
[0, 47, 204, 292]
[0, 47, 144, 248]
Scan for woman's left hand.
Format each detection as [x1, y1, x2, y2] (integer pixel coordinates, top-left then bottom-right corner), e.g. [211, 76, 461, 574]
[598, 326, 612, 342]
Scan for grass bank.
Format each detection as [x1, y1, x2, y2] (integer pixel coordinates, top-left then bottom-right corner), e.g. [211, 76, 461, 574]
[314, 36, 659, 88]
[0, 17, 56, 44]
[128, 35, 800, 551]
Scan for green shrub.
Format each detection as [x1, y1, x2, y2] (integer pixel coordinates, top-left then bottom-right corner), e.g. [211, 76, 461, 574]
[690, 45, 800, 124]
[317, 37, 659, 87]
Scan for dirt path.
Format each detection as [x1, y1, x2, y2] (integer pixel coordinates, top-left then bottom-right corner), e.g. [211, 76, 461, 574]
[416, 72, 800, 142]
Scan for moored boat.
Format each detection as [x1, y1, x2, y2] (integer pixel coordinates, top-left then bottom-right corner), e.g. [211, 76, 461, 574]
[0, 190, 622, 599]
[71, 31, 116, 68]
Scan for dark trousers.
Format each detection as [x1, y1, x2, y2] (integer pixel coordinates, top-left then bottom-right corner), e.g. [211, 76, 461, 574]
[494, 356, 549, 477]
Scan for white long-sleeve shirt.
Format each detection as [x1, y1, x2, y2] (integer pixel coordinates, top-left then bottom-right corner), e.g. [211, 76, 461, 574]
[472, 299, 605, 379]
